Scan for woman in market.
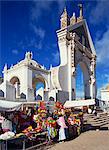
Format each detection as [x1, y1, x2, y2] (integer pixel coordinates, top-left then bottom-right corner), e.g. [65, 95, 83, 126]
[68, 113, 77, 139]
[57, 112, 68, 142]
[12, 113, 18, 133]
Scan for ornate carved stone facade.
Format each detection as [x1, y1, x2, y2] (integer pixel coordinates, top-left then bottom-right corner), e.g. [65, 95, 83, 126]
[0, 4, 96, 103]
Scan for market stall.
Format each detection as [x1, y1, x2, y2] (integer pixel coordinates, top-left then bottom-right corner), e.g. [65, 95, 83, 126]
[64, 99, 95, 108]
[0, 133, 27, 150]
[0, 100, 22, 112]
[0, 100, 84, 149]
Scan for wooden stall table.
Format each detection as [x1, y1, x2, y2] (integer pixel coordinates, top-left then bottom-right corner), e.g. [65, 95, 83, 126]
[28, 130, 48, 142]
[0, 135, 28, 150]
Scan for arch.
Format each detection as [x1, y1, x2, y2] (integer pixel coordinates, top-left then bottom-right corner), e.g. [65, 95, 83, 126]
[32, 74, 48, 100]
[32, 75, 48, 90]
[76, 64, 84, 99]
[75, 60, 91, 99]
[10, 76, 20, 98]
[36, 94, 42, 100]
[20, 93, 26, 99]
[78, 61, 90, 80]
[10, 76, 20, 85]
[32, 77, 45, 89]
[49, 96, 55, 101]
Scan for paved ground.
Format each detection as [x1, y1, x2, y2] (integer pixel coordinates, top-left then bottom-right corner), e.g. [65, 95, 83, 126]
[48, 130, 109, 150]
[47, 113, 109, 150]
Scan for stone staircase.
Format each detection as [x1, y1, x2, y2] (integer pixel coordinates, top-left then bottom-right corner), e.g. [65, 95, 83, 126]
[83, 112, 109, 131]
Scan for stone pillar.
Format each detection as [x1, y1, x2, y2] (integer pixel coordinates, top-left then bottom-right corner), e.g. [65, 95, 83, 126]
[68, 35, 72, 101]
[21, 66, 34, 101]
[90, 54, 96, 99]
[71, 33, 79, 100]
[57, 29, 68, 66]
[3, 64, 7, 82]
[72, 69, 76, 100]
[84, 79, 90, 99]
[90, 75, 96, 99]
[15, 82, 20, 98]
[68, 32, 77, 101]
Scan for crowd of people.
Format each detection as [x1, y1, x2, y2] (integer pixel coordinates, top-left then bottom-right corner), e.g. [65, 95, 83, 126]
[0, 101, 84, 143]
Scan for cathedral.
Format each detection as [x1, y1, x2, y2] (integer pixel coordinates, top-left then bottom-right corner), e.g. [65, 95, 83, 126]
[0, 5, 96, 105]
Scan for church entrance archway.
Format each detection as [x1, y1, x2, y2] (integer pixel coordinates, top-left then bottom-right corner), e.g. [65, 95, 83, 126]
[75, 64, 84, 99]
[32, 75, 48, 101]
[74, 61, 91, 100]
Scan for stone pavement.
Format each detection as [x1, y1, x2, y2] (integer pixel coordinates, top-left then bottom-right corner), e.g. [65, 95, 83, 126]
[47, 113, 109, 150]
[83, 112, 109, 130]
[48, 130, 109, 150]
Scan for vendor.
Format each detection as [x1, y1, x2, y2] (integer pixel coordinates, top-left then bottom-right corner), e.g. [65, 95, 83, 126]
[12, 114, 18, 133]
[57, 113, 68, 142]
[1, 115, 12, 132]
[0, 125, 3, 134]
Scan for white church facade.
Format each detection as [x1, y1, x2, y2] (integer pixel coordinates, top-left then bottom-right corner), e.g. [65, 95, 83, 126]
[99, 85, 109, 111]
[0, 5, 97, 104]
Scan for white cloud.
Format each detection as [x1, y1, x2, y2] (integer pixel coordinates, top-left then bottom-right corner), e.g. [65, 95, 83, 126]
[31, 0, 65, 20]
[89, 1, 109, 25]
[95, 27, 109, 65]
[28, 38, 43, 50]
[34, 41, 43, 50]
[29, 0, 66, 51]
[57, 0, 66, 14]
[30, 0, 51, 22]
[52, 51, 60, 64]
[30, 24, 45, 40]
[104, 74, 109, 82]
[12, 49, 19, 55]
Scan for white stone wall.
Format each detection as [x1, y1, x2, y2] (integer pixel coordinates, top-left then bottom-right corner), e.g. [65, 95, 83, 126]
[57, 29, 68, 66]
[58, 65, 69, 91]
[48, 90, 57, 101]
[100, 90, 109, 111]
[101, 90, 109, 101]
[0, 81, 15, 100]
[0, 16, 97, 103]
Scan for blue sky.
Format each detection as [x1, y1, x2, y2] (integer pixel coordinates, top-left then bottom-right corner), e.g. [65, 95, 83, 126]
[0, 0, 109, 98]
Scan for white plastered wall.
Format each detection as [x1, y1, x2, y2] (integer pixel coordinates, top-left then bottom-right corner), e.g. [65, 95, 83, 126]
[4, 65, 34, 101]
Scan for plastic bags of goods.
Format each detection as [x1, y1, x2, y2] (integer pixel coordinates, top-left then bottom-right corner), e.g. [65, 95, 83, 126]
[15, 133, 25, 138]
[0, 131, 15, 140]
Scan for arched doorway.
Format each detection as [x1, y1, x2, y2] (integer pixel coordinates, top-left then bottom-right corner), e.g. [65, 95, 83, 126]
[10, 76, 20, 98]
[76, 64, 84, 99]
[32, 75, 48, 100]
[75, 61, 91, 100]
